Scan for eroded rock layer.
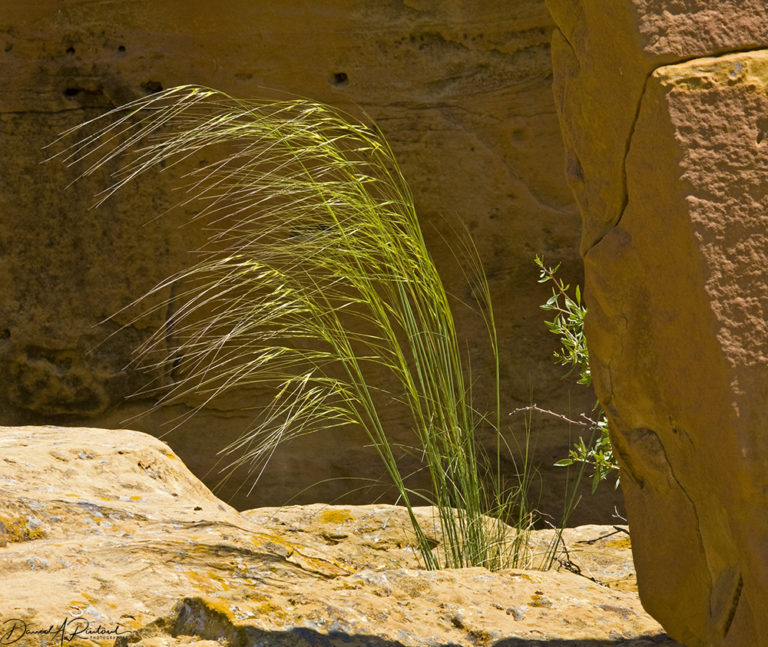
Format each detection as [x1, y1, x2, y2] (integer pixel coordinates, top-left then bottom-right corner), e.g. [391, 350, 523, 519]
[548, 1, 768, 645]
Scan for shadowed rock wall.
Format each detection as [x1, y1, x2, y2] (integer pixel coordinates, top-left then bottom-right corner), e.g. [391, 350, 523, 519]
[548, 0, 768, 644]
[0, 1, 611, 520]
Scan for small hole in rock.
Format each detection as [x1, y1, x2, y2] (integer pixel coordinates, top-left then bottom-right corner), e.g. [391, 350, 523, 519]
[117, 44, 126, 53]
[0, 329, 9, 339]
[65, 46, 75, 55]
[141, 80, 163, 94]
[63, 87, 80, 99]
[330, 72, 348, 87]
[757, 117, 768, 145]
[567, 154, 584, 182]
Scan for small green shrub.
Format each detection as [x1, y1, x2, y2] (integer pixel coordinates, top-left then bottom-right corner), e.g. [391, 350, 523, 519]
[535, 256, 620, 493]
[52, 85, 537, 571]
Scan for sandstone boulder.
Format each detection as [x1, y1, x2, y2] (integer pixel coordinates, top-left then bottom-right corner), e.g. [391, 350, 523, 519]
[0, 425, 678, 646]
[548, 1, 768, 645]
[0, 0, 610, 521]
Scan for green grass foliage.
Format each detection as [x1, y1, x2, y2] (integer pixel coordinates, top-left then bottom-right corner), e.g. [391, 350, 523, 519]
[53, 85, 539, 570]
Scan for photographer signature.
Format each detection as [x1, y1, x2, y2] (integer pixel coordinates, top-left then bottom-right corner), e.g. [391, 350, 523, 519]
[0, 617, 134, 645]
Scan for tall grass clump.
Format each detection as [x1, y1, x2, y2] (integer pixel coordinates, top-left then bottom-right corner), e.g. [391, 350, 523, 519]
[52, 85, 534, 570]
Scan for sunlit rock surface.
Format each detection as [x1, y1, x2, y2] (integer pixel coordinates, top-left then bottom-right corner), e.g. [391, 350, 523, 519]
[0, 425, 678, 646]
[548, 1, 768, 644]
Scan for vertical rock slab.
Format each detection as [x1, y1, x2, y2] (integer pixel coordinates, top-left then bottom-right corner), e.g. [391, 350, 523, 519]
[549, 2, 768, 645]
[548, 0, 768, 251]
[588, 53, 768, 646]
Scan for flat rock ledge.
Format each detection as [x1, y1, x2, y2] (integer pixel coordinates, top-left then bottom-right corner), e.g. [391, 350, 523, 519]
[0, 426, 680, 647]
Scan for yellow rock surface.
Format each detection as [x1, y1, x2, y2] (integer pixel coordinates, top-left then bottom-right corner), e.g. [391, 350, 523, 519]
[0, 425, 679, 646]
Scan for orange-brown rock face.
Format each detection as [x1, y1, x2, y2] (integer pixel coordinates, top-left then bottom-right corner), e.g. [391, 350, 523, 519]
[548, 1, 768, 645]
[0, 2, 614, 520]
